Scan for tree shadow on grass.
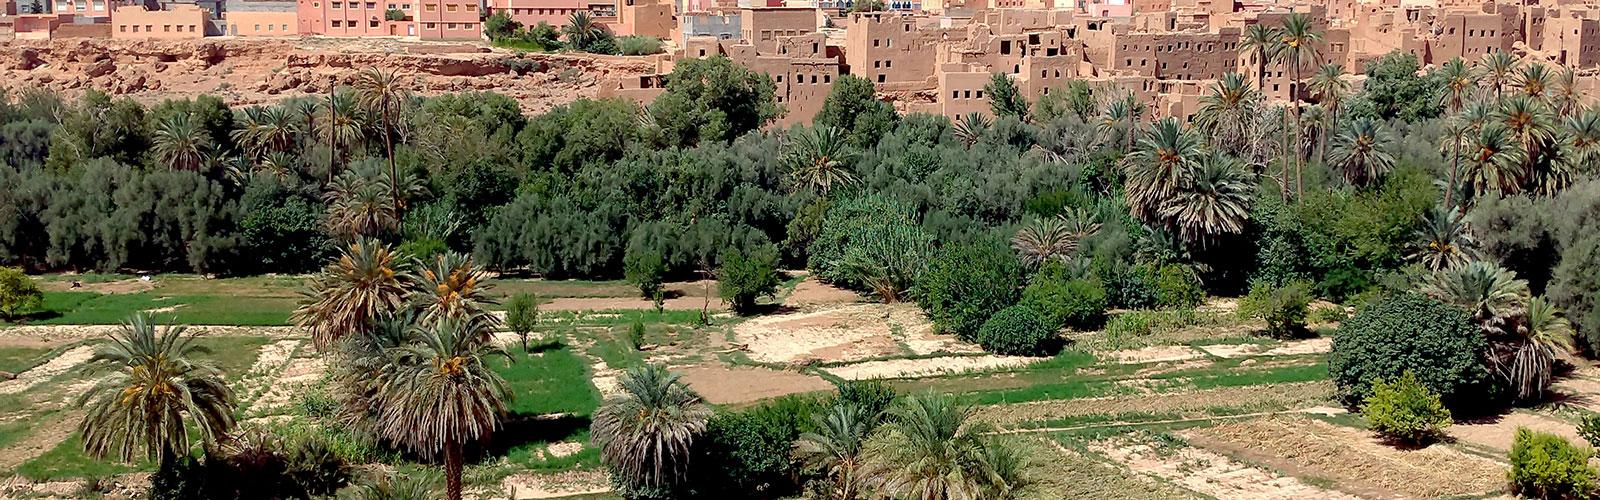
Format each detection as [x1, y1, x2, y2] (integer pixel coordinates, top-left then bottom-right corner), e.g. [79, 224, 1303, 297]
[476, 412, 593, 461]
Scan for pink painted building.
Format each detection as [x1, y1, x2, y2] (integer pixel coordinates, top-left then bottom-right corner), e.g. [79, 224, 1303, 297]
[413, 0, 481, 39]
[298, 0, 396, 35]
[488, 0, 585, 29]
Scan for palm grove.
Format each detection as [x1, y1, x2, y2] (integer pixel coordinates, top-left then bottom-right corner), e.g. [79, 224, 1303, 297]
[5, 11, 1600, 498]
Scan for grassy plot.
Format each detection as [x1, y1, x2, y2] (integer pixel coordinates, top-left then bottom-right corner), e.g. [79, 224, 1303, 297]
[18, 434, 148, 481]
[487, 344, 604, 473]
[189, 336, 272, 381]
[0, 346, 55, 373]
[16, 291, 296, 326]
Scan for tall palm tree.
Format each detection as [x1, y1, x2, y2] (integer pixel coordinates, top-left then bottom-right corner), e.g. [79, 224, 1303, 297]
[1193, 72, 1262, 156]
[795, 403, 875, 500]
[1274, 12, 1323, 198]
[1407, 206, 1482, 271]
[1551, 68, 1582, 118]
[592, 365, 713, 497]
[1514, 63, 1553, 100]
[1124, 117, 1205, 222]
[232, 105, 300, 158]
[374, 317, 510, 500]
[1463, 124, 1527, 198]
[1158, 152, 1253, 244]
[1436, 58, 1478, 115]
[317, 90, 367, 175]
[77, 314, 235, 471]
[1462, 99, 1497, 131]
[1439, 117, 1472, 208]
[1011, 209, 1101, 267]
[324, 165, 400, 240]
[1497, 94, 1557, 180]
[152, 112, 213, 172]
[953, 112, 991, 148]
[1328, 117, 1395, 187]
[411, 251, 498, 329]
[1240, 23, 1281, 94]
[1561, 108, 1600, 168]
[1299, 104, 1325, 161]
[784, 125, 859, 195]
[1481, 51, 1519, 100]
[1418, 260, 1530, 333]
[1307, 63, 1349, 161]
[1095, 98, 1132, 153]
[353, 68, 411, 208]
[563, 11, 605, 49]
[861, 392, 1033, 499]
[292, 238, 412, 349]
[1499, 296, 1574, 402]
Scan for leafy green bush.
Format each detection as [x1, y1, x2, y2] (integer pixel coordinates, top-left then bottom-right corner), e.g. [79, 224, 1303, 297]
[1508, 428, 1597, 499]
[975, 305, 1060, 356]
[719, 244, 781, 315]
[1103, 311, 1153, 339]
[830, 379, 896, 421]
[695, 395, 821, 497]
[505, 292, 539, 352]
[918, 238, 1025, 340]
[1308, 304, 1349, 324]
[624, 248, 668, 298]
[1580, 414, 1600, 448]
[1237, 281, 1311, 338]
[1149, 263, 1204, 308]
[809, 194, 920, 288]
[0, 266, 42, 320]
[1021, 269, 1108, 330]
[1361, 372, 1451, 445]
[618, 36, 665, 55]
[1328, 293, 1493, 412]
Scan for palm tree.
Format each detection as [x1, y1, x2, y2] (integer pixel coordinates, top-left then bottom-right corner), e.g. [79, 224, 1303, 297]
[1158, 152, 1254, 244]
[1497, 94, 1556, 180]
[411, 251, 498, 329]
[1193, 72, 1261, 156]
[563, 11, 605, 49]
[342, 471, 443, 500]
[232, 105, 300, 158]
[795, 403, 875, 500]
[1011, 209, 1101, 267]
[1436, 58, 1478, 115]
[953, 112, 991, 148]
[353, 68, 411, 208]
[1561, 108, 1600, 168]
[374, 317, 510, 500]
[1095, 98, 1132, 153]
[1550, 69, 1582, 118]
[1274, 12, 1323, 198]
[1299, 104, 1325, 160]
[317, 90, 367, 175]
[324, 165, 400, 240]
[1498, 296, 1575, 402]
[292, 238, 412, 349]
[1418, 260, 1530, 333]
[1481, 52, 1518, 100]
[1462, 99, 1496, 131]
[1463, 124, 1527, 197]
[1407, 206, 1482, 271]
[860, 392, 1033, 499]
[592, 365, 713, 497]
[1124, 117, 1205, 222]
[784, 125, 859, 195]
[1439, 117, 1472, 208]
[1514, 63, 1553, 100]
[1240, 23, 1281, 94]
[77, 314, 235, 472]
[152, 112, 213, 171]
[1327, 117, 1395, 187]
[1307, 64, 1349, 161]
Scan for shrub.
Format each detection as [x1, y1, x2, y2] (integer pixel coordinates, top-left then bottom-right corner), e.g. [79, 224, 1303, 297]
[719, 244, 781, 315]
[1103, 311, 1153, 339]
[1149, 263, 1204, 308]
[830, 379, 896, 422]
[976, 305, 1060, 356]
[628, 319, 646, 350]
[505, 292, 539, 352]
[624, 248, 668, 298]
[0, 266, 42, 320]
[1237, 281, 1311, 338]
[1328, 293, 1493, 412]
[1361, 372, 1451, 446]
[618, 36, 665, 55]
[1550, 235, 1600, 352]
[1508, 428, 1597, 499]
[1580, 414, 1600, 448]
[1021, 270, 1108, 330]
[1308, 305, 1349, 324]
[695, 395, 822, 497]
[919, 238, 1025, 340]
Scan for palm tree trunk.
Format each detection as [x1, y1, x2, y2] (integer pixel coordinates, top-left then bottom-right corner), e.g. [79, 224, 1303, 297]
[327, 79, 338, 183]
[382, 100, 399, 209]
[1292, 64, 1304, 199]
[445, 440, 464, 500]
[1447, 135, 1461, 208]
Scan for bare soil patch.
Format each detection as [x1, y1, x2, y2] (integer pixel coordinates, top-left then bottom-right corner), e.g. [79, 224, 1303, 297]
[823, 355, 1037, 380]
[1104, 345, 1203, 364]
[976, 382, 1335, 426]
[0, 345, 94, 396]
[1196, 338, 1331, 359]
[1028, 437, 1204, 499]
[0, 411, 81, 471]
[676, 364, 832, 405]
[0, 325, 299, 349]
[1092, 438, 1361, 499]
[36, 278, 153, 294]
[1451, 411, 1582, 452]
[782, 277, 862, 307]
[1182, 415, 1505, 498]
[500, 469, 611, 499]
[734, 303, 975, 365]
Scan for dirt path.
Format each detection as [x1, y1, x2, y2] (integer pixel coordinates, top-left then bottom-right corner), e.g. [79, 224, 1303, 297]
[676, 364, 832, 405]
[1092, 439, 1363, 500]
[975, 381, 1335, 426]
[0, 345, 95, 396]
[1451, 411, 1583, 452]
[0, 411, 81, 471]
[500, 469, 611, 499]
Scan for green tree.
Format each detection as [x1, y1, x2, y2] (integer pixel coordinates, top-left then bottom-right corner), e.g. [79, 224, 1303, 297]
[374, 317, 510, 500]
[1124, 117, 1204, 223]
[918, 238, 1025, 340]
[353, 68, 411, 207]
[563, 11, 609, 51]
[0, 266, 42, 320]
[592, 365, 713, 498]
[986, 73, 1028, 121]
[1328, 293, 1493, 411]
[151, 112, 213, 171]
[1159, 152, 1254, 244]
[483, 10, 520, 40]
[1464, 124, 1526, 197]
[783, 125, 859, 195]
[411, 251, 498, 327]
[1193, 72, 1262, 156]
[1418, 260, 1530, 333]
[718, 244, 781, 315]
[1011, 208, 1100, 267]
[624, 248, 669, 298]
[1328, 117, 1395, 187]
[1501, 297, 1575, 402]
[1435, 58, 1478, 115]
[1408, 206, 1482, 271]
[1346, 51, 1444, 122]
[815, 74, 898, 148]
[78, 315, 236, 480]
[1361, 371, 1452, 446]
[1274, 12, 1322, 197]
[1307, 63, 1350, 161]
[291, 238, 411, 349]
[505, 292, 540, 352]
[648, 56, 779, 146]
[1482, 51, 1519, 99]
[795, 402, 876, 500]
[861, 393, 1035, 499]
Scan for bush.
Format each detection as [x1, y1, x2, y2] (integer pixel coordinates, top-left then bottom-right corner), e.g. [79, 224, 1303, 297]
[1580, 414, 1600, 448]
[505, 292, 539, 352]
[618, 36, 665, 55]
[919, 238, 1025, 340]
[1149, 263, 1204, 308]
[1328, 293, 1493, 412]
[695, 395, 822, 497]
[975, 305, 1060, 356]
[1237, 281, 1311, 338]
[830, 379, 896, 421]
[0, 266, 42, 320]
[1103, 311, 1153, 339]
[719, 244, 781, 315]
[1361, 372, 1451, 446]
[1508, 428, 1597, 499]
[624, 248, 668, 298]
[1550, 235, 1600, 352]
[1021, 272, 1108, 330]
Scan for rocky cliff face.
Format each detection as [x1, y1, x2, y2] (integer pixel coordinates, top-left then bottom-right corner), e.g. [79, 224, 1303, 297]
[0, 38, 656, 113]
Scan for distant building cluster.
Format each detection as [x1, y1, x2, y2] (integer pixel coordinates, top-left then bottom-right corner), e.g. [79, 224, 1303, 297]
[2, 0, 1599, 124]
